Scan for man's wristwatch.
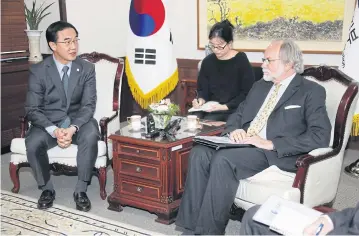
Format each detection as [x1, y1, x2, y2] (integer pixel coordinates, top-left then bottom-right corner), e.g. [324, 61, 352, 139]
[70, 125, 79, 133]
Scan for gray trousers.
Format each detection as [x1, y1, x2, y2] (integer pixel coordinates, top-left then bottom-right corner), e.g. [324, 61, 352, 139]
[240, 205, 279, 235]
[175, 145, 275, 235]
[25, 118, 100, 187]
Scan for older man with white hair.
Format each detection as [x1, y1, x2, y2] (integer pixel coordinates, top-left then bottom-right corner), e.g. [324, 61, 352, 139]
[175, 39, 332, 235]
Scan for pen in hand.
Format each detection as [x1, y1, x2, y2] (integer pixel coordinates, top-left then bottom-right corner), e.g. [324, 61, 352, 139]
[193, 90, 202, 108]
[195, 90, 200, 104]
[315, 223, 324, 235]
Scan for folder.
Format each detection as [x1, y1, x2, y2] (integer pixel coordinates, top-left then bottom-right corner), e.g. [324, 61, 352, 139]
[193, 135, 253, 150]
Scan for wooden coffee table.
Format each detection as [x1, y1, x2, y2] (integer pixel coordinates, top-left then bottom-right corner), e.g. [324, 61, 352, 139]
[107, 118, 223, 224]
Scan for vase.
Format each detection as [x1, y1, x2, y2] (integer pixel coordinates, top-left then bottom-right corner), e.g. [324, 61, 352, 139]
[152, 114, 172, 129]
[25, 30, 43, 63]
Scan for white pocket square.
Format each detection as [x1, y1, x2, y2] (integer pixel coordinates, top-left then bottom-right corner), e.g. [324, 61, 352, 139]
[285, 105, 301, 109]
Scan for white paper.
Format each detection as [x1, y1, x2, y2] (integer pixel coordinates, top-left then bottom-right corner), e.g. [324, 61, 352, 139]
[253, 195, 322, 235]
[171, 145, 183, 151]
[188, 101, 219, 112]
[270, 205, 320, 235]
[195, 135, 237, 144]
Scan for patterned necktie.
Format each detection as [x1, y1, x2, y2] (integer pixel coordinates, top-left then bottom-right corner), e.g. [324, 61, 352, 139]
[247, 84, 282, 136]
[62, 66, 69, 99]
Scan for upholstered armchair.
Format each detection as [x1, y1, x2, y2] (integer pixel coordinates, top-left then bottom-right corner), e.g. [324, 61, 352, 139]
[233, 66, 358, 211]
[9, 52, 124, 200]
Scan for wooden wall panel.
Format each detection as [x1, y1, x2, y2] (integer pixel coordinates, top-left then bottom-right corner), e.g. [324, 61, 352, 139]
[1, 60, 29, 150]
[1, 0, 28, 59]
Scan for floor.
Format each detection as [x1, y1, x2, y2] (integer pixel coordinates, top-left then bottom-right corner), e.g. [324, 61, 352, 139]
[1, 149, 358, 235]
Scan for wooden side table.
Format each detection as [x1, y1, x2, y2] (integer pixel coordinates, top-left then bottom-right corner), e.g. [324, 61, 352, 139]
[107, 119, 223, 224]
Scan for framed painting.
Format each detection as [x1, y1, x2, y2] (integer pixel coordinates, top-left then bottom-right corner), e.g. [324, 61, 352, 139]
[197, 0, 357, 54]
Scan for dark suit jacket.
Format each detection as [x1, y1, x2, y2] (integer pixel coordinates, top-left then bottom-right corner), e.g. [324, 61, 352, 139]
[25, 56, 96, 129]
[328, 202, 359, 235]
[223, 74, 331, 161]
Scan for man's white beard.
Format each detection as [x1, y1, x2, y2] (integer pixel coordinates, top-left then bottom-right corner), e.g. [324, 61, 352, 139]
[262, 66, 284, 82]
[263, 74, 273, 81]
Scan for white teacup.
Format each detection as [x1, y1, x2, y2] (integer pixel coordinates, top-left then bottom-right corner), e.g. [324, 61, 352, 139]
[127, 115, 141, 131]
[187, 115, 199, 130]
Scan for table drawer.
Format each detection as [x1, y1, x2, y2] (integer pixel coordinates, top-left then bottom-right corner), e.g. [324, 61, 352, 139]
[119, 144, 159, 160]
[120, 179, 160, 201]
[120, 160, 160, 181]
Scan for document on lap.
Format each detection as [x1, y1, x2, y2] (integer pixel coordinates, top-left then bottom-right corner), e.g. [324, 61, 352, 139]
[188, 101, 219, 112]
[253, 195, 322, 236]
[193, 135, 253, 150]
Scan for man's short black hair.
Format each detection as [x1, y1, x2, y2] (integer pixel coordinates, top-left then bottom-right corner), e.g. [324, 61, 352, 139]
[46, 21, 78, 50]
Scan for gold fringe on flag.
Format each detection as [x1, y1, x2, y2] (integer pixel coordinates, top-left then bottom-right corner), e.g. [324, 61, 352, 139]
[352, 114, 359, 137]
[125, 56, 179, 109]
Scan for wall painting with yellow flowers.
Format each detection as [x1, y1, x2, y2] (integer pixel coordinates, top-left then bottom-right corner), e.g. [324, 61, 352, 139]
[197, 0, 356, 53]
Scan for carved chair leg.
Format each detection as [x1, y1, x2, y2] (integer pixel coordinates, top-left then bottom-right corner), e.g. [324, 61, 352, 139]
[98, 167, 107, 200]
[9, 163, 20, 193]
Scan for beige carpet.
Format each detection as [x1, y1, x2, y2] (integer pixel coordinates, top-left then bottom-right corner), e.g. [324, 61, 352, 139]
[1, 191, 161, 236]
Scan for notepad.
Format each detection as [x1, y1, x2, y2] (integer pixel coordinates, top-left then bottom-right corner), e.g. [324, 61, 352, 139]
[253, 195, 322, 235]
[188, 101, 219, 112]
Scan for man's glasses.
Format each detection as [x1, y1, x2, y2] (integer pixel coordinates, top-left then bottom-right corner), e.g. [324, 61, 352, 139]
[207, 43, 227, 50]
[57, 38, 80, 47]
[262, 58, 281, 64]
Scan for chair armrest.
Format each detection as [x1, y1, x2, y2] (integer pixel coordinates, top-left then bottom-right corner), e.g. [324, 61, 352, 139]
[19, 116, 28, 138]
[313, 206, 337, 213]
[296, 147, 334, 168]
[99, 111, 118, 142]
[293, 147, 341, 206]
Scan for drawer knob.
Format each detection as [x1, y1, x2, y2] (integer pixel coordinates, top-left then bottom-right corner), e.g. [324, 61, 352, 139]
[136, 149, 140, 154]
[136, 186, 143, 192]
[136, 166, 142, 172]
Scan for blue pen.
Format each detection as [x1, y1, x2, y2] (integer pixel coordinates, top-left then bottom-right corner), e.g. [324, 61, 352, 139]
[315, 223, 324, 235]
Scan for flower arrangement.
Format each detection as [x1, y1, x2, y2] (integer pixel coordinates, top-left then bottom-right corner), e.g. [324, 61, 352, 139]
[148, 99, 180, 129]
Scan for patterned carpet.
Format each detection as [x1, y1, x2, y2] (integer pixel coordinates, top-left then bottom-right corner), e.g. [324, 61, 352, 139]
[1, 191, 159, 236]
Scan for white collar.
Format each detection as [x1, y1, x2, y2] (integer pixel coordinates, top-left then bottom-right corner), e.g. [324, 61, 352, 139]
[278, 73, 296, 88]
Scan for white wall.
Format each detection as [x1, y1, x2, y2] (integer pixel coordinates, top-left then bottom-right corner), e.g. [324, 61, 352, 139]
[25, 0, 60, 54]
[66, 0, 341, 66]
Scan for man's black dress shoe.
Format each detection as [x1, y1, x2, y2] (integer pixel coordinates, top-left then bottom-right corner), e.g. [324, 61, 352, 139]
[38, 190, 56, 209]
[73, 192, 91, 212]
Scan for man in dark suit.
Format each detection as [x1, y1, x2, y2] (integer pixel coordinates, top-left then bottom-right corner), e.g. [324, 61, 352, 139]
[25, 21, 99, 212]
[175, 39, 332, 234]
[240, 202, 359, 235]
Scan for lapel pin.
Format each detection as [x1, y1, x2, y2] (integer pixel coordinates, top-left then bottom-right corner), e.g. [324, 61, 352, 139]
[77, 68, 80, 72]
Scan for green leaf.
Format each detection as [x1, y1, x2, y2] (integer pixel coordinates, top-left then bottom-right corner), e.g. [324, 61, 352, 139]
[24, 0, 54, 30]
[39, 2, 55, 18]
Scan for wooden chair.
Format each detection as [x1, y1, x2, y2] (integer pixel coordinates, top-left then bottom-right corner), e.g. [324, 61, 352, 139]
[9, 52, 124, 200]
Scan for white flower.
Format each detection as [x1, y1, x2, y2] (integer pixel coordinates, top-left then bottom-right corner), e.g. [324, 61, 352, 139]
[156, 104, 169, 112]
[159, 99, 171, 105]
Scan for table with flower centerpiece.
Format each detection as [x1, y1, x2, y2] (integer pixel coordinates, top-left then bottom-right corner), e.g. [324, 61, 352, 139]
[107, 116, 224, 224]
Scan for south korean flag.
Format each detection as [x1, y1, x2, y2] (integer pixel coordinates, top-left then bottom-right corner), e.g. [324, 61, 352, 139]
[125, 0, 178, 109]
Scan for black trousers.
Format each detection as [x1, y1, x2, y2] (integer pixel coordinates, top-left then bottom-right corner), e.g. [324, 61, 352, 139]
[175, 145, 275, 235]
[25, 118, 100, 187]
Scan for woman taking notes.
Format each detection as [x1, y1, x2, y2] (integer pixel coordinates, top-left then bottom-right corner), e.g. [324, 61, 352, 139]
[192, 20, 255, 121]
